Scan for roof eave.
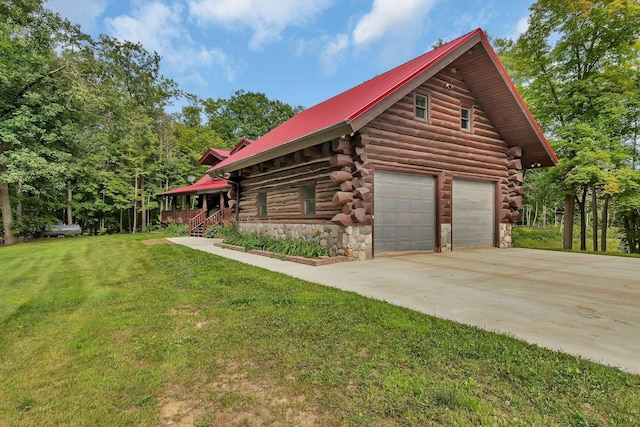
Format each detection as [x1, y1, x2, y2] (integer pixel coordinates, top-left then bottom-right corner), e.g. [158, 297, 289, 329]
[210, 121, 354, 176]
[477, 37, 558, 167]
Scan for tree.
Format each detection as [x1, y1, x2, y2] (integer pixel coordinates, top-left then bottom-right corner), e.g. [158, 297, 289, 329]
[85, 35, 180, 233]
[1, 3, 305, 242]
[0, 1, 91, 245]
[505, 0, 640, 250]
[202, 90, 303, 145]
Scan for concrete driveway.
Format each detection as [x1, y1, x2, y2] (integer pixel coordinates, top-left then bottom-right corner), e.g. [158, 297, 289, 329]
[169, 237, 640, 375]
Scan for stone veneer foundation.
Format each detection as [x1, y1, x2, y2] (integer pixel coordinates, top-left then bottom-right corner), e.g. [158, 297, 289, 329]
[440, 224, 452, 252]
[237, 222, 373, 261]
[238, 221, 510, 260]
[499, 223, 512, 248]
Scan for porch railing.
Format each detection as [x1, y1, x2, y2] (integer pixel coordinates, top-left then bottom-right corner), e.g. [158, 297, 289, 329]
[163, 208, 234, 236]
[188, 209, 208, 235]
[161, 210, 193, 224]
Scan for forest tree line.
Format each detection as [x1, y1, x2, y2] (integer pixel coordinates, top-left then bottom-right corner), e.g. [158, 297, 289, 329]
[2, 0, 640, 254]
[496, 0, 640, 253]
[0, 0, 301, 245]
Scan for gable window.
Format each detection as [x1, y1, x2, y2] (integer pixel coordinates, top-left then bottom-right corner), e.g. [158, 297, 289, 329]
[302, 184, 316, 215]
[415, 93, 428, 121]
[257, 192, 267, 217]
[461, 106, 472, 131]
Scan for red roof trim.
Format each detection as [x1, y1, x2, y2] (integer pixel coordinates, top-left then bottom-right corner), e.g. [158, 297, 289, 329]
[158, 178, 229, 196]
[198, 147, 231, 165]
[230, 138, 254, 155]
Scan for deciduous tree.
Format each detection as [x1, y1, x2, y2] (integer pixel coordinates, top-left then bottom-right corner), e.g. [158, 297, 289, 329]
[504, 0, 640, 251]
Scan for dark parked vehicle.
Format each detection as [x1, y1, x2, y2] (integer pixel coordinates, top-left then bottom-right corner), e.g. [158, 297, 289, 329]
[43, 223, 82, 237]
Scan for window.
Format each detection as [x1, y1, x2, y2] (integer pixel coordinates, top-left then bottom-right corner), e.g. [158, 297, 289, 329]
[461, 106, 471, 131]
[257, 192, 267, 217]
[302, 184, 316, 215]
[415, 93, 427, 121]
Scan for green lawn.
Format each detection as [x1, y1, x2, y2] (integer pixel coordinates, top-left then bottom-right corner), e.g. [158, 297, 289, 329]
[512, 225, 636, 256]
[1, 235, 639, 426]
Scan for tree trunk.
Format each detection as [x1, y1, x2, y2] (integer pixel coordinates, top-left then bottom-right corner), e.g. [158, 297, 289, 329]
[577, 186, 587, 251]
[563, 194, 574, 250]
[0, 181, 16, 246]
[632, 211, 639, 254]
[601, 194, 609, 252]
[0, 141, 16, 245]
[67, 181, 73, 224]
[133, 172, 138, 234]
[591, 185, 598, 252]
[141, 175, 146, 233]
[16, 182, 22, 223]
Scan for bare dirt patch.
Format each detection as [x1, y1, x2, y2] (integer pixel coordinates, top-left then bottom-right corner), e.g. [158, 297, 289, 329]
[141, 238, 175, 245]
[159, 398, 204, 427]
[159, 360, 322, 426]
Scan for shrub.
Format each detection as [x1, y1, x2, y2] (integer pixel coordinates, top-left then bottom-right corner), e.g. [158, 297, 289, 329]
[223, 230, 329, 258]
[164, 223, 188, 236]
[205, 225, 236, 239]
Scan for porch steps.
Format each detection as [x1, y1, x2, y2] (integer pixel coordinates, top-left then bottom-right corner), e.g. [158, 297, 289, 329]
[190, 225, 204, 237]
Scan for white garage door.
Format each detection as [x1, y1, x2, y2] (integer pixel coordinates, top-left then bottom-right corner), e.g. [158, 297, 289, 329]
[374, 171, 435, 254]
[452, 179, 495, 249]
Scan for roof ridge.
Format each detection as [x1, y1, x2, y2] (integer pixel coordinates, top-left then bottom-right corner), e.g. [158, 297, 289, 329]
[346, 28, 484, 121]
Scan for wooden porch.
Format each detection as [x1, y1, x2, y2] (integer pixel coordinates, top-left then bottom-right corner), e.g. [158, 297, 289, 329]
[161, 208, 233, 237]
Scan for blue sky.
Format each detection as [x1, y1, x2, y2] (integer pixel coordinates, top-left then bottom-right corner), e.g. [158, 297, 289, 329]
[44, 0, 533, 113]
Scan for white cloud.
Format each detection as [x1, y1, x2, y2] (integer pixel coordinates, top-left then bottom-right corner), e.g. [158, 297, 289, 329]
[105, 2, 237, 85]
[515, 16, 529, 35]
[319, 33, 349, 75]
[45, 0, 107, 31]
[352, 0, 437, 46]
[188, 0, 333, 50]
[315, 0, 437, 75]
[106, 2, 184, 55]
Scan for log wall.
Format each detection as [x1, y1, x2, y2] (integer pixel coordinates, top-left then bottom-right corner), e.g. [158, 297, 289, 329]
[227, 65, 522, 257]
[232, 142, 343, 222]
[363, 67, 518, 225]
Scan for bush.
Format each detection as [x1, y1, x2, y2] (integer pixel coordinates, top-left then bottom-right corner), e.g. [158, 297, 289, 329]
[164, 223, 188, 236]
[222, 230, 329, 258]
[204, 225, 236, 239]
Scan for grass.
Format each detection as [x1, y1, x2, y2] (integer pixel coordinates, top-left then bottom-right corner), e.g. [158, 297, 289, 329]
[512, 225, 639, 257]
[1, 234, 639, 426]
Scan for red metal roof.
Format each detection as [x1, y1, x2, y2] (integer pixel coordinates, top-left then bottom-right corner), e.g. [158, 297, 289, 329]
[230, 138, 254, 155]
[209, 28, 556, 173]
[198, 147, 231, 165]
[158, 175, 228, 196]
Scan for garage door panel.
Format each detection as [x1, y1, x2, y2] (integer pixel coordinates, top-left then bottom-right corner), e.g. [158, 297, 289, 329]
[374, 171, 435, 254]
[452, 179, 495, 249]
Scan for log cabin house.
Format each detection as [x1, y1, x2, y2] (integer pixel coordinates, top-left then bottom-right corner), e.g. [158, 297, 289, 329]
[208, 28, 558, 260]
[158, 143, 252, 236]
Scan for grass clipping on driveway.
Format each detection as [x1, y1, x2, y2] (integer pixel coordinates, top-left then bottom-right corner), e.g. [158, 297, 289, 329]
[1, 235, 638, 426]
